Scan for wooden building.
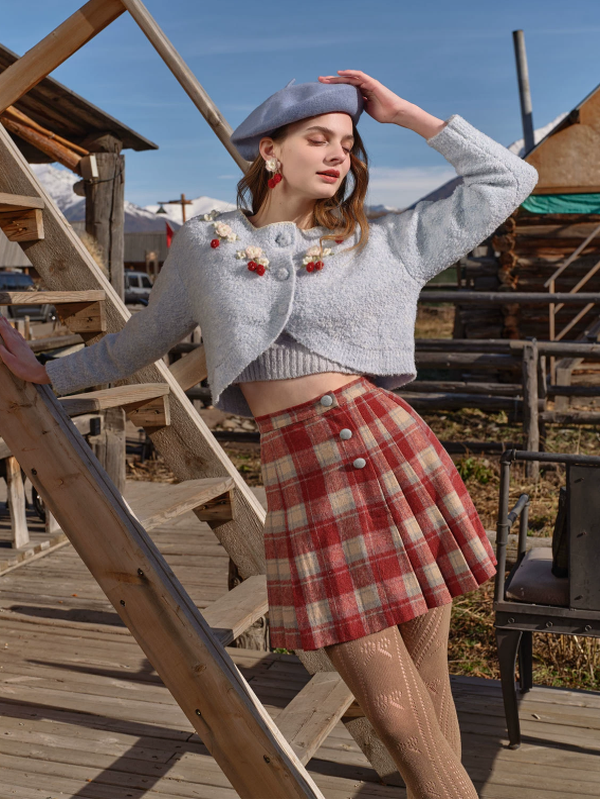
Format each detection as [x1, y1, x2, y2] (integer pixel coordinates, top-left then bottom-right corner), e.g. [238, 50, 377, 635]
[0, 42, 157, 293]
[454, 82, 600, 343]
[412, 83, 600, 344]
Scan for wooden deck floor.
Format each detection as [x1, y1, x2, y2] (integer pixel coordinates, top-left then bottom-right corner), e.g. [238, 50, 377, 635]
[0, 480, 598, 799]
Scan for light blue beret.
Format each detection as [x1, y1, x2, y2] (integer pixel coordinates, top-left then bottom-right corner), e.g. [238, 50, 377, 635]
[231, 78, 364, 160]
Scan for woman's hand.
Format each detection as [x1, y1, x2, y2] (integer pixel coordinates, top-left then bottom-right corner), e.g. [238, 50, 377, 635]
[318, 70, 446, 139]
[0, 316, 51, 384]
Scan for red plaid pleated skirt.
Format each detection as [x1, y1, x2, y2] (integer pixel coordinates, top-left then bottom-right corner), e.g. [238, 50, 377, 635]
[254, 375, 497, 652]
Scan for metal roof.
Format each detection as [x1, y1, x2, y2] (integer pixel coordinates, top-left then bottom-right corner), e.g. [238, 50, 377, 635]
[0, 43, 158, 161]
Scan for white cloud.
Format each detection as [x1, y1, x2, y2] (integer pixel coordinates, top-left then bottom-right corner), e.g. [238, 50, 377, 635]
[365, 166, 457, 209]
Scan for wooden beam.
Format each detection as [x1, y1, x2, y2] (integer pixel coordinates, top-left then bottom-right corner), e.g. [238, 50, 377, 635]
[120, 0, 250, 173]
[0, 0, 126, 113]
[2, 106, 89, 156]
[0, 363, 323, 799]
[0, 116, 83, 173]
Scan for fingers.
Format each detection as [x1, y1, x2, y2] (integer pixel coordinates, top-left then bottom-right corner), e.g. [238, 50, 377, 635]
[0, 316, 25, 345]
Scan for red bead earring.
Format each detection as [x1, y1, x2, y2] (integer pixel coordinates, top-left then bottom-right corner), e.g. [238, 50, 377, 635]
[265, 156, 282, 189]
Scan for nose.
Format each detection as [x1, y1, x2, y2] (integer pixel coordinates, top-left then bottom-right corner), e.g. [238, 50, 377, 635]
[326, 147, 347, 165]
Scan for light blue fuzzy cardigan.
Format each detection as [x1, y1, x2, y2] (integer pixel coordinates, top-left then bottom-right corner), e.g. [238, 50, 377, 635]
[46, 114, 538, 418]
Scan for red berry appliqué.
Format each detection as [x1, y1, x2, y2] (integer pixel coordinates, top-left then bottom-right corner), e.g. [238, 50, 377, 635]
[335, 239, 343, 244]
[306, 262, 315, 272]
[315, 261, 324, 270]
[210, 239, 220, 248]
[268, 178, 276, 189]
[274, 173, 282, 184]
[256, 264, 266, 276]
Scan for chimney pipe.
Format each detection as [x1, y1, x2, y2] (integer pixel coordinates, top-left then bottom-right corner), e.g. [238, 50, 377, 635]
[513, 30, 535, 155]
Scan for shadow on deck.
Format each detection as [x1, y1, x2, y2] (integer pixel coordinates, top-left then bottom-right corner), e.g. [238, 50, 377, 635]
[0, 480, 597, 799]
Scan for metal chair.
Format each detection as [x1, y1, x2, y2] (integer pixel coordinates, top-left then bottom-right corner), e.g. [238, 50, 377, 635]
[494, 449, 600, 748]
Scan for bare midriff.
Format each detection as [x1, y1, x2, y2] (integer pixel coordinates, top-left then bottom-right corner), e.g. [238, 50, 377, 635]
[238, 371, 363, 418]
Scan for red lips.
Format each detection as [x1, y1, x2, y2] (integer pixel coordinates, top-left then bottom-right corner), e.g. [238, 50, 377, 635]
[317, 170, 340, 178]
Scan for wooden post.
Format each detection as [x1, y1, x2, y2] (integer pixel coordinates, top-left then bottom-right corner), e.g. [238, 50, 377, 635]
[82, 133, 125, 300]
[83, 132, 126, 493]
[538, 353, 547, 449]
[522, 340, 540, 480]
[45, 509, 61, 536]
[6, 456, 28, 549]
[145, 249, 159, 280]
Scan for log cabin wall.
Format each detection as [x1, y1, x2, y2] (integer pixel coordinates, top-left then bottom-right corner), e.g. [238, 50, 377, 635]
[454, 210, 600, 343]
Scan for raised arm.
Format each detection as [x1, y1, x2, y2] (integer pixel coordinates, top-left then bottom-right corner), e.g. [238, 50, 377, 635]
[318, 70, 539, 284]
[380, 113, 539, 284]
[0, 223, 199, 396]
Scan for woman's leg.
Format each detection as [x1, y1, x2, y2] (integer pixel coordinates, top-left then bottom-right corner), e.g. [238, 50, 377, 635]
[398, 603, 462, 759]
[325, 624, 477, 799]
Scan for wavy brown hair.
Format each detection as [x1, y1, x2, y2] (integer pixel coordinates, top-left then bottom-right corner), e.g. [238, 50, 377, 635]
[236, 121, 370, 255]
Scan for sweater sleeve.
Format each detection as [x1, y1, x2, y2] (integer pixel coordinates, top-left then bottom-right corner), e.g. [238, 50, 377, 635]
[45, 224, 199, 396]
[381, 114, 539, 284]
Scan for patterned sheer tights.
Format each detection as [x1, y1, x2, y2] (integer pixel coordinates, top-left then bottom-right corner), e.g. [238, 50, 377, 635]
[325, 604, 477, 799]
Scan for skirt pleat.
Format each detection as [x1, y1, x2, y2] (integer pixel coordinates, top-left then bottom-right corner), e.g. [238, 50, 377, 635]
[256, 375, 497, 651]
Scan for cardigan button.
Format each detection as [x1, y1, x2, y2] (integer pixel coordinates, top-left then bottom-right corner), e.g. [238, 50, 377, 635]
[275, 267, 290, 280]
[320, 394, 333, 407]
[275, 231, 293, 247]
[353, 458, 366, 469]
[340, 428, 352, 440]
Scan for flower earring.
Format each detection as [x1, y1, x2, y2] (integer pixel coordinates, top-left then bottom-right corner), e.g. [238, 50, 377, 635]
[265, 156, 282, 189]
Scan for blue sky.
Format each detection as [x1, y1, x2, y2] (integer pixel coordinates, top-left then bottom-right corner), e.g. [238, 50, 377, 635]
[2, 0, 599, 208]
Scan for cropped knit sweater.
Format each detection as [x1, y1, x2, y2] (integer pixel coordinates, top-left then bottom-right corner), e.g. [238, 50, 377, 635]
[231, 329, 358, 384]
[45, 114, 539, 418]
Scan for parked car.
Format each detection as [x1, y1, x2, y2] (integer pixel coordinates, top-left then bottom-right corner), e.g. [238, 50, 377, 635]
[124, 270, 153, 300]
[0, 271, 56, 323]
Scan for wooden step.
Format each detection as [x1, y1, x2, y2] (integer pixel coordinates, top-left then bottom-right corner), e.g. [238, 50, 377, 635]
[0, 208, 44, 242]
[0, 192, 44, 212]
[276, 672, 355, 765]
[0, 191, 45, 242]
[59, 383, 170, 428]
[202, 574, 268, 646]
[0, 290, 106, 336]
[0, 290, 105, 305]
[126, 475, 236, 531]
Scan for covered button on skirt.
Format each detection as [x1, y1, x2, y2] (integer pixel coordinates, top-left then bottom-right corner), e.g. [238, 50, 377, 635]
[254, 375, 497, 652]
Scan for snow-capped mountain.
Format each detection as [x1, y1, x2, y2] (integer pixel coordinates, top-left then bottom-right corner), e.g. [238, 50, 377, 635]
[30, 162, 401, 229]
[29, 163, 234, 233]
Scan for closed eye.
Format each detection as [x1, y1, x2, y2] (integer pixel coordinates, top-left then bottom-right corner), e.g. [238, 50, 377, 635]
[309, 139, 352, 154]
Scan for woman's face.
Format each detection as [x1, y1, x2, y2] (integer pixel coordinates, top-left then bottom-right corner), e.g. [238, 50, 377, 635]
[261, 112, 354, 200]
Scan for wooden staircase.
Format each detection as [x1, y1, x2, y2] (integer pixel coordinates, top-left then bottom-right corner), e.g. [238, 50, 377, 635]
[0, 1, 405, 794]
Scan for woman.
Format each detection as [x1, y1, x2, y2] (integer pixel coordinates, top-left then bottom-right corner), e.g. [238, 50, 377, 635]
[0, 70, 538, 798]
